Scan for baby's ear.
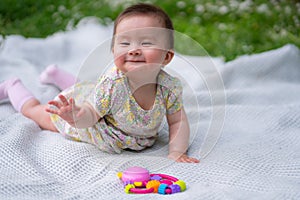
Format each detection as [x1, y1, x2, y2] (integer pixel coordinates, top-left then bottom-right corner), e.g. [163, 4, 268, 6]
[163, 50, 174, 65]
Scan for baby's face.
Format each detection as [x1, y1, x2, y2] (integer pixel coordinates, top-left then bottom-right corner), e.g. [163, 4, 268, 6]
[113, 15, 173, 75]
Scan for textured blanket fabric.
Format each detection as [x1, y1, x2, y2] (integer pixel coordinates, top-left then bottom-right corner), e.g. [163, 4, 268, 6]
[0, 21, 299, 199]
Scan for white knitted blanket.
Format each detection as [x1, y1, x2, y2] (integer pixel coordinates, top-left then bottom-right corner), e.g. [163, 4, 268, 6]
[0, 21, 299, 199]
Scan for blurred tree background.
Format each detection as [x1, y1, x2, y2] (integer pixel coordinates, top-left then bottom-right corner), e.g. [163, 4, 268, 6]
[0, 0, 299, 61]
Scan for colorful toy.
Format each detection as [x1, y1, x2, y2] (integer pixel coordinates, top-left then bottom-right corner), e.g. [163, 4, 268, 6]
[117, 166, 186, 195]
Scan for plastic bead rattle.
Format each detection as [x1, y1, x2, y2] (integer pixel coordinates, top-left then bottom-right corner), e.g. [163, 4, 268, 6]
[117, 166, 186, 194]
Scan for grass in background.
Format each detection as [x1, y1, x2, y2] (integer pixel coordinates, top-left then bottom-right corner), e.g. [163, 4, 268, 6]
[0, 0, 299, 61]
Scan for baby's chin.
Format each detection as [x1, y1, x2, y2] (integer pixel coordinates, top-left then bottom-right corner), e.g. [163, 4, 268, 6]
[131, 61, 162, 67]
[125, 62, 148, 71]
[126, 63, 161, 77]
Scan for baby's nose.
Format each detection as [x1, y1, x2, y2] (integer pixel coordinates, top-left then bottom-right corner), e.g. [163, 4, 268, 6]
[128, 48, 142, 56]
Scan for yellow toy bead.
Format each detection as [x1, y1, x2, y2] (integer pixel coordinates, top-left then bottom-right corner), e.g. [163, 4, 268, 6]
[124, 184, 135, 194]
[174, 180, 186, 191]
[134, 182, 143, 187]
[117, 172, 122, 179]
[146, 180, 160, 193]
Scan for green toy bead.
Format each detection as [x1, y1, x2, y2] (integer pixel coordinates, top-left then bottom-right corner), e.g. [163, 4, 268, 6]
[174, 180, 186, 191]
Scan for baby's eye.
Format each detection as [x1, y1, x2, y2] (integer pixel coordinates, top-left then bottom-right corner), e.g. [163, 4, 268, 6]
[141, 42, 153, 46]
[120, 42, 130, 46]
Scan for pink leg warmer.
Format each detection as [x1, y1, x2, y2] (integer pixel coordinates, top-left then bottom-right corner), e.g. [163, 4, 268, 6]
[39, 64, 77, 90]
[0, 78, 35, 112]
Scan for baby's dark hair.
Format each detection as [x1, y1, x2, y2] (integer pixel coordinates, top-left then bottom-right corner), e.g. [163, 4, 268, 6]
[111, 3, 174, 49]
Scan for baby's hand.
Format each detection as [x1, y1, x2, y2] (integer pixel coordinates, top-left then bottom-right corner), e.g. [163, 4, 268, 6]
[168, 152, 200, 163]
[46, 94, 85, 124]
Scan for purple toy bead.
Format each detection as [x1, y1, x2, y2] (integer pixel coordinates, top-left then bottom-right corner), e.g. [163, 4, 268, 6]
[169, 184, 181, 194]
[151, 175, 162, 181]
[123, 180, 133, 187]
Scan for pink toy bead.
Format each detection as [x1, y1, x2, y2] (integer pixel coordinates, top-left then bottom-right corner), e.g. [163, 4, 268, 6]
[130, 187, 154, 194]
[122, 167, 150, 182]
[160, 179, 173, 185]
[153, 174, 178, 182]
[165, 188, 172, 194]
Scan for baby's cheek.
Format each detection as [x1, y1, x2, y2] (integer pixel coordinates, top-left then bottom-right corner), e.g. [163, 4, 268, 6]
[113, 53, 125, 66]
[113, 46, 128, 58]
[114, 57, 128, 73]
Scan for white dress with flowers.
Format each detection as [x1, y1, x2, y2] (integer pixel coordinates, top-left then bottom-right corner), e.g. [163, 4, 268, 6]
[50, 67, 183, 153]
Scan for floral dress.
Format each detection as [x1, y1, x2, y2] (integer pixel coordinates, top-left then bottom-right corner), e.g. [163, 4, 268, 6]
[50, 67, 183, 153]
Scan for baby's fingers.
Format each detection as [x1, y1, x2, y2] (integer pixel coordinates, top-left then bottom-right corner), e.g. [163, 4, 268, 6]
[48, 100, 62, 108]
[45, 107, 59, 115]
[58, 94, 70, 106]
[187, 157, 200, 163]
[69, 98, 76, 107]
[177, 156, 200, 163]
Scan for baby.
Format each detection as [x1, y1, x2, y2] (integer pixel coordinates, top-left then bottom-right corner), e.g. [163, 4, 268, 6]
[0, 3, 199, 163]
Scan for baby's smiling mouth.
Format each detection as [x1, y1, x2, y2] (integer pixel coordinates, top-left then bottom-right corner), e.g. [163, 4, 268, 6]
[126, 60, 145, 63]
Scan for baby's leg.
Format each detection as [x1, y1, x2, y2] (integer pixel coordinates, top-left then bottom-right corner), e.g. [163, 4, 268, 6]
[21, 99, 57, 131]
[0, 78, 35, 111]
[0, 78, 57, 131]
[40, 64, 77, 90]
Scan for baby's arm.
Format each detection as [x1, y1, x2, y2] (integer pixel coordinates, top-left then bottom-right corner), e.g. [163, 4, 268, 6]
[167, 108, 200, 163]
[46, 94, 100, 128]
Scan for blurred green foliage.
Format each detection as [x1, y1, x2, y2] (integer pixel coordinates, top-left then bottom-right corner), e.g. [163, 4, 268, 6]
[0, 0, 299, 61]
